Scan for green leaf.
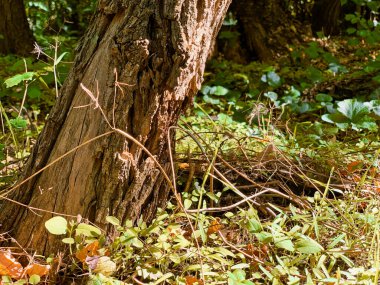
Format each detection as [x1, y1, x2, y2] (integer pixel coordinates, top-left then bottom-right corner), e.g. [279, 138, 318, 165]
[203, 94, 220, 105]
[307, 66, 324, 83]
[45, 216, 67, 235]
[316, 93, 333, 102]
[337, 99, 369, 120]
[295, 237, 324, 254]
[285, 86, 300, 98]
[255, 231, 273, 243]
[106, 216, 120, 226]
[322, 113, 349, 126]
[4, 72, 35, 88]
[261, 71, 281, 87]
[9, 117, 27, 129]
[218, 113, 233, 124]
[347, 27, 357, 34]
[200, 85, 212, 95]
[28, 86, 42, 99]
[55, 52, 68, 65]
[62, 238, 75, 244]
[274, 237, 294, 251]
[76, 223, 101, 237]
[29, 275, 40, 285]
[184, 199, 192, 209]
[247, 218, 262, 233]
[211, 86, 229, 96]
[264, 91, 278, 101]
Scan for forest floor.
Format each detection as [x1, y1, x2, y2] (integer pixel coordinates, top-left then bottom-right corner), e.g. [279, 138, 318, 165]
[1, 36, 380, 284]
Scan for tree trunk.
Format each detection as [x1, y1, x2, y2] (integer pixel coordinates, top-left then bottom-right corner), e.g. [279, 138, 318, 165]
[0, 0, 231, 254]
[311, 0, 341, 36]
[0, 0, 36, 56]
[225, 0, 310, 62]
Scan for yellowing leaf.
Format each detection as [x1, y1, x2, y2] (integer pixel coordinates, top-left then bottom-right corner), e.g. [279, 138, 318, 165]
[45, 216, 67, 235]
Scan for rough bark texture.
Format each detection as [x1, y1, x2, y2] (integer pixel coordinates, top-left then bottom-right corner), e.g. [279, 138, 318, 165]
[225, 0, 310, 62]
[0, 0, 231, 254]
[311, 0, 341, 36]
[0, 0, 36, 56]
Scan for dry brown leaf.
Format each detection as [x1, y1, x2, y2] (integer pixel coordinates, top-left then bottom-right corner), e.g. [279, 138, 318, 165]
[75, 240, 99, 262]
[185, 275, 204, 285]
[0, 251, 23, 279]
[178, 163, 190, 170]
[347, 161, 363, 173]
[24, 263, 51, 277]
[207, 219, 222, 236]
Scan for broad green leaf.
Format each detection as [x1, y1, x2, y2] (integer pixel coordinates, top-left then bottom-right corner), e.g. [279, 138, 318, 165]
[316, 93, 333, 102]
[274, 237, 294, 251]
[347, 27, 356, 34]
[295, 237, 324, 254]
[76, 223, 101, 237]
[4, 72, 35, 88]
[255, 231, 273, 243]
[261, 71, 281, 87]
[247, 218, 262, 233]
[218, 113, 233, 124]
[285, 86, 300, 98]
[322, 113, 350, 129]
[28, 86, 42, 99]
[200, 85, 212, 95]
[106, 216, 120, 226]
[307, 66, 324, 83]
[203, 94, 220, 105]
[184, 199, 192, 210]
[45, 216, 67, 235]
[264, 91, 278, 101]
[62, 238, 75, 244]
[29, 275, 40, 285]
[337, 99, 369, 120]
[212, 86, 229, 96]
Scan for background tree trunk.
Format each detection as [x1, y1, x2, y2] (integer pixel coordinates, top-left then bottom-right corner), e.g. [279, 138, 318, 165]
[222, 0, 311, 62]
[0, 0, 36, 56]
[311, 0, 341, 36]
[0, 0, 231, 254]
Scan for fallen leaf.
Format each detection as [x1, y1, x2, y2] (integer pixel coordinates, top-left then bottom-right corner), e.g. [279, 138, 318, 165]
[185, 275, 204, 285]
[75, 240, 99, 262]
[179, 163, 190, 170]
[207, 219, 222, 236]
[347, 161, 363, 173]
[0, 251, 23, 279]
[25, 263, 51, 277]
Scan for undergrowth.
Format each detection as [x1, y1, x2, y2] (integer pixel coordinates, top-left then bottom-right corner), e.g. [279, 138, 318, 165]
[2, 28, 380, 285]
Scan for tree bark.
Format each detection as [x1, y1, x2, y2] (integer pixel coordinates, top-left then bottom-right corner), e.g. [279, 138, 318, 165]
[311, 0, 341, 36]
[226, 0, 310, 62]
[0, 0, 36, 56]
[0, 0, 231, 254]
